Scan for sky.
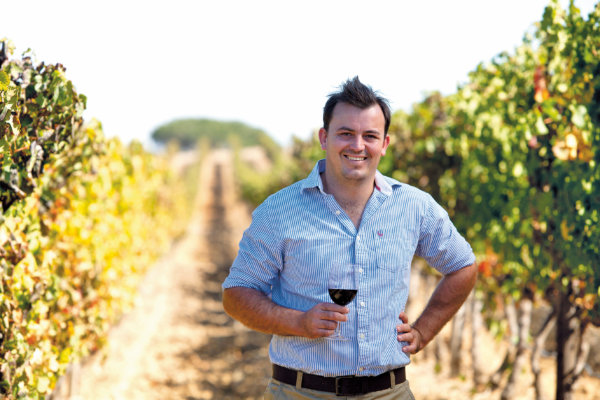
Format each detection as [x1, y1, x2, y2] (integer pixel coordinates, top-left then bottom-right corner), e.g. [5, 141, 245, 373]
[3, 0, 597, 148]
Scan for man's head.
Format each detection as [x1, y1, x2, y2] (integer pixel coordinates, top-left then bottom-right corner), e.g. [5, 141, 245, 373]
[322, 76, 391, 136]
[318, 77, 391, 188]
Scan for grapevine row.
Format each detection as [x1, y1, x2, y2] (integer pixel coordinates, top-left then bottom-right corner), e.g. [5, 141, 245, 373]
[1, 40, 196, 398]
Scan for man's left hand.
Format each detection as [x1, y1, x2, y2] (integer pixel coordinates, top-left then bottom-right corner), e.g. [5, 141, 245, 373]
[396, 312, 422, 354]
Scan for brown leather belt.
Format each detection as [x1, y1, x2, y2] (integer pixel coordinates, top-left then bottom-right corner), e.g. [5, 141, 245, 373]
[272, 364, 406, 396]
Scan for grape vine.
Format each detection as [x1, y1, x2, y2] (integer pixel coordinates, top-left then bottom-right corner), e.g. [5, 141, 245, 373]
[1, 40, 195, 398]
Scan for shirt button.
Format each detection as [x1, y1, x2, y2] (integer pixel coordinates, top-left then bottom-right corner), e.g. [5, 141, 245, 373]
[356, 235, 360, 241]
[359, 367, 365, 372]
[360, 301, 365, 307]
[358, 268, 364, 274]
[359, 333, 365, 339]
[335, 210, 341, 215]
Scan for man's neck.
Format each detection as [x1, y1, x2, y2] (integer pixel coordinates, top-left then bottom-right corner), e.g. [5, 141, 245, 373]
[322, 172, 373, 201]
[321, 171, 374, 229]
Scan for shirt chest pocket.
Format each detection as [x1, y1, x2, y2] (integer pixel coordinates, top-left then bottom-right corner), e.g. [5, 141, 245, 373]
[372, 235, 413, 313]
[374, 230, 415, 273]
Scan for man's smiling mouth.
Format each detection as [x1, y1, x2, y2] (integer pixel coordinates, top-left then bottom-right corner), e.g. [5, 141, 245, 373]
[344, 155, 367, 161]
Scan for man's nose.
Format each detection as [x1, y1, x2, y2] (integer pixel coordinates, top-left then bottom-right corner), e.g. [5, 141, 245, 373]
[348, 135, 365, 151]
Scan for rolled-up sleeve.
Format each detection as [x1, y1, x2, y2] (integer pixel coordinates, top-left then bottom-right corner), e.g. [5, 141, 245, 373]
[416, 194, 476, 275]
[222, 198, 283, 295]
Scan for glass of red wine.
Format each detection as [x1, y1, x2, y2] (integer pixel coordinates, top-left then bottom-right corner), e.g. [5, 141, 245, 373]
[327, 262, 358, 340]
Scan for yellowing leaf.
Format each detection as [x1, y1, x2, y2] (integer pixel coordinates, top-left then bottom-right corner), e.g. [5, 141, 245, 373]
[0, 70, 9, 91]
[560, 220, 571, 241]
[37, 376, 50, 393]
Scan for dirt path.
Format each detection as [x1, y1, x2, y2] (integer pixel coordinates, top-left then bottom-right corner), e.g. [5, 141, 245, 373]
[75, 149, 271, 399]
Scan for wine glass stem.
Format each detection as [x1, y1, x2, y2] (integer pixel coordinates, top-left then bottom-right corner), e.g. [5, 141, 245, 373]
[335, 321, 342, 336]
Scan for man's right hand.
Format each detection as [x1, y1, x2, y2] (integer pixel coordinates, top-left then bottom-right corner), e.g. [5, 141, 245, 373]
[299, 303, 349, 338]
[223, 287, 349, 338]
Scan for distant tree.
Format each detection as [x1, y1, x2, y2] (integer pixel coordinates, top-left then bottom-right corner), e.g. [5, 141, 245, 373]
[151, 118, 278, 151]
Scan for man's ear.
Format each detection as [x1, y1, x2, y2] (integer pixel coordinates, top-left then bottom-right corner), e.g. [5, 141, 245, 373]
[381, 134, 391, 156]
[318, 128, 327, 150]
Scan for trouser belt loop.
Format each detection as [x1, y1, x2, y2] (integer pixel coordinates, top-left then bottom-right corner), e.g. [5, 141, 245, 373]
[390, 370, 396, 389]
[295, 371, 303, 389]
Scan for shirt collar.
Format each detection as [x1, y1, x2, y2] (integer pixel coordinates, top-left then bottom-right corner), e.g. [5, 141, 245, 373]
[301, 159, 399, 196]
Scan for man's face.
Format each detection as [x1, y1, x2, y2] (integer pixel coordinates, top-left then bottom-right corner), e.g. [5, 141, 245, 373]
[318, 102, 390, 187]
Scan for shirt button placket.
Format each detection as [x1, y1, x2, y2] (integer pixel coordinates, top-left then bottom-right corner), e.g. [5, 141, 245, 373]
[355, 230, 368, 366]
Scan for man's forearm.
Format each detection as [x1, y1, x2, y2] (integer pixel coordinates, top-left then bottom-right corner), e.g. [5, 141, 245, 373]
[412, 263, 478, 348]
[222, 286, 304, 336]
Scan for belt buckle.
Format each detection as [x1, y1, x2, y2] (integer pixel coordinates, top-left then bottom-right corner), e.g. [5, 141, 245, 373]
[334, 375, 358, 396]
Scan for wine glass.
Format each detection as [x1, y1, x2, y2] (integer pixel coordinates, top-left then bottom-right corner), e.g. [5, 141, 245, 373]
[327, 262, 358, 340]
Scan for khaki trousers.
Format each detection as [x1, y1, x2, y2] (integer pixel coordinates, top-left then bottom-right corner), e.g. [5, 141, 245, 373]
[264, 378, 416, 400]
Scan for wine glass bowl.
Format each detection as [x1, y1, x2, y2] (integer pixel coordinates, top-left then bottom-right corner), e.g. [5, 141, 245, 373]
[327, 262, 359, 340]
[328, 288, 357, 306]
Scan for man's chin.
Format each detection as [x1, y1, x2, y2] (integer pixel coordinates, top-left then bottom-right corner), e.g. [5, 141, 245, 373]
[341, 171, 370, 182]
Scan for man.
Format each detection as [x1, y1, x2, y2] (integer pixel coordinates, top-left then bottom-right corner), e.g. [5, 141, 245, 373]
[222, 77, 477, 399]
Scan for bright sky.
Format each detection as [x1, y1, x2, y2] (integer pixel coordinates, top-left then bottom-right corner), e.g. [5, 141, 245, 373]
[3, 0, 596, 148]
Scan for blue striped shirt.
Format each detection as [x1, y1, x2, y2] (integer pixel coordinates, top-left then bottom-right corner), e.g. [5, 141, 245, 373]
[223, 159, 475, 377]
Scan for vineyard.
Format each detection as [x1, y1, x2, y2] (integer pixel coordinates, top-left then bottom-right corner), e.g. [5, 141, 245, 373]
[1, 0, 599, 399]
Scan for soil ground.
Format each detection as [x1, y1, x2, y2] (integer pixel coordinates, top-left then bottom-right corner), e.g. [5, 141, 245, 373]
[63, 150, 599, 400]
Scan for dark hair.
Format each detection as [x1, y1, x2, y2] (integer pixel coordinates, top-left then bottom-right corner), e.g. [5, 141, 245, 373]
[322, 76, 391, 135]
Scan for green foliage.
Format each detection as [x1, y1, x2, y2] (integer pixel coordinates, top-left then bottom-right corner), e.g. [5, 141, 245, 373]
[0, 41, 196, 399]
[460, 0, 598, 323]
[151, 118, 279, 151]
[384, 0, 600, 325]
[387, 92, 464, 219]
[1, 42, 87, 213]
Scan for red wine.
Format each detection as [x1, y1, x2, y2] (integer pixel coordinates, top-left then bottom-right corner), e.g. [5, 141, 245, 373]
[329, 289, 357, 306]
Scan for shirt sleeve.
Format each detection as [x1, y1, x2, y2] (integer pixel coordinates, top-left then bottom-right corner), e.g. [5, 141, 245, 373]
[415, 194, 476, 275]
[222, 197, 283, 295]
